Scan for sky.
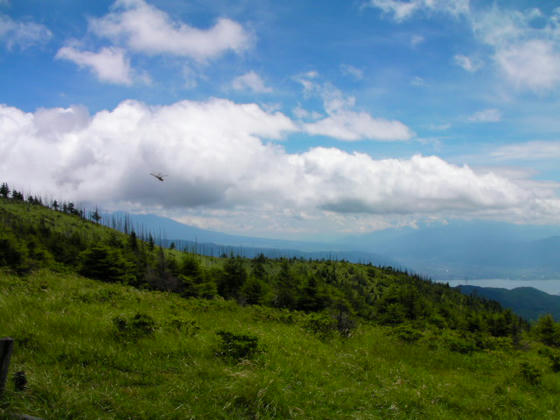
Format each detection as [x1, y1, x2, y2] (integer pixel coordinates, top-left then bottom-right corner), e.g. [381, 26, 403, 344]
[1, 0, 560, 241]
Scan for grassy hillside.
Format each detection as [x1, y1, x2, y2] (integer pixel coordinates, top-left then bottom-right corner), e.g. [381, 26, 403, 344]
[2, 192, 560, 418]
[0, 194, 529, 336]
[2, 270, 560, 419]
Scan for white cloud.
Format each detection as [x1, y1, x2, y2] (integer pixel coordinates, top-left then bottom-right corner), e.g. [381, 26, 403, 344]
[470, 7, 560, 92]
[304, 110, 413, 141]
[0, 14, 52, 50]
[292, 105, 322, 121]
[468, 108, 501, 123]
[369, 2, 560, 92]
[495, 40, 560, 91]
[2, 99, 559, 232]
[340, 64, 364, 80]
[491, 141, 560, 161]
[56, 46, 133, 85]
[366, 0, 469, 22]
[296, 76, 414, 141]
[89, 0, 251, 61]
[232, 71, 272, 93]
[453, 54, 482, 72]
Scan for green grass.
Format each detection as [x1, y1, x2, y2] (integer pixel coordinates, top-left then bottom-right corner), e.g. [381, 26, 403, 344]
[2, 270, 560, 419]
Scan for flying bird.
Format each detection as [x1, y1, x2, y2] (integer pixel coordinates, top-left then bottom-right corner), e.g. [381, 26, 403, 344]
[150, 172, 167, 182]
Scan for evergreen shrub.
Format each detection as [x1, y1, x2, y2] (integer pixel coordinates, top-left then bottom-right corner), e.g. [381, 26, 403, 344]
[113, 313, 158, 341]
[216, 330, 261, 362]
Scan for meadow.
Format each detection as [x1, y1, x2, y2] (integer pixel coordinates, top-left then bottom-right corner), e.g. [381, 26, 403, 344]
[2, 269, 560, 419]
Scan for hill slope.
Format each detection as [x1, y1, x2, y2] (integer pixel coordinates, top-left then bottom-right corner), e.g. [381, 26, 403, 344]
[2, 194, 560, 418]
[2, 270, 560, 419]
[0, 195, 528, 335]
[457, 285, 560, 321]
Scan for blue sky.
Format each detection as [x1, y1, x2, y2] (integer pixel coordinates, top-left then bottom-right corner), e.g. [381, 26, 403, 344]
[1, 0, 560, 240]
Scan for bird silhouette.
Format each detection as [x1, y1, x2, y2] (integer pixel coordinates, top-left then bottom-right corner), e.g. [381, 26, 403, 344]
[150, 172, 167, 182]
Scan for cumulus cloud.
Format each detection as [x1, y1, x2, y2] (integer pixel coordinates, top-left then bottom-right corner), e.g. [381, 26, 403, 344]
[88, 0, 251, 61]
[1, 99, 560, 232]
[0, 14, 52, 50]
[232, 71, 272, 93]
[295, 75, 414, 141]
[468, 108, 501, 123]
[56, 46, 133, 85]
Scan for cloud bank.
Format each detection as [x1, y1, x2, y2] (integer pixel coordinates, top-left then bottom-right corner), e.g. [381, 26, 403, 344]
[1, 99, 559, 234]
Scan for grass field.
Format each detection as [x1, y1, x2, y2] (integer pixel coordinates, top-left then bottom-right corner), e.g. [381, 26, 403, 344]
[2, 269, 560, 419]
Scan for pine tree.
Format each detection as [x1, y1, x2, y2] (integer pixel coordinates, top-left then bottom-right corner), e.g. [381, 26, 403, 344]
[0, 182, 10, 198]
[218, 255, 247, 299]
[274, 260, 298, 309]
[91, 207, 102, 223]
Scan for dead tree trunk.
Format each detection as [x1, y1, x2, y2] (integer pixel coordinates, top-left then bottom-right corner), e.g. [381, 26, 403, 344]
[1, 337, 14, 395]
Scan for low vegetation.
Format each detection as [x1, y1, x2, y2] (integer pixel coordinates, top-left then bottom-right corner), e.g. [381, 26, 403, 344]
[1, 184, 560, 418]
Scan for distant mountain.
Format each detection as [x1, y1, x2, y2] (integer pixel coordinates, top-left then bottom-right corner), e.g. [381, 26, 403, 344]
[159, 238, 401, 267]
[339, 220, 560, 280]
[102, 212, 400, 267]
[104, 213, 560, 281]
[457, 285, 560, 321]
[102, 211, 338, 251]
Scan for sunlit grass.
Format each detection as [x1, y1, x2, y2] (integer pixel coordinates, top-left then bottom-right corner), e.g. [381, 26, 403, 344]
[1, 269, 559, 419]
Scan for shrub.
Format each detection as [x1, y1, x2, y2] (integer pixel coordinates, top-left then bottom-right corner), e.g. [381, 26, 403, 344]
[251, 306, 296, 324]
[519, 361, 542, 385]
[392, 325, 423, 343]
[168, 318, 200, 336]
[0, 233, 29, 273]
[303, 313, 337, 340]
[113, 312, 157, 341]
[543, 350, 560, 373]
[441, 332, 477, 354]
[534, 314, 560, 347]
[216, 330, 261, 362]
[330, 299, 357, 338]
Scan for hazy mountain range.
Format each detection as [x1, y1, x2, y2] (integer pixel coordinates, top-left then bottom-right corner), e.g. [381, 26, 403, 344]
[103, 212, 560, 281]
